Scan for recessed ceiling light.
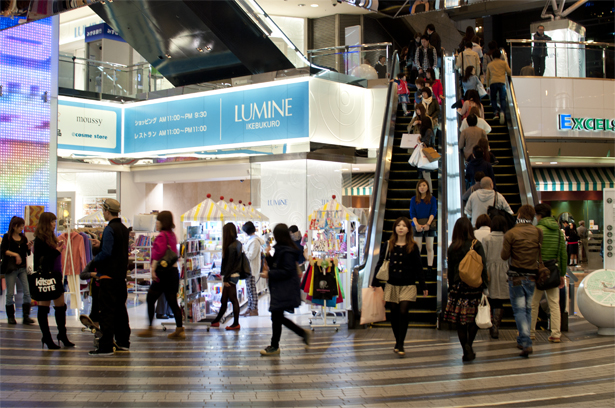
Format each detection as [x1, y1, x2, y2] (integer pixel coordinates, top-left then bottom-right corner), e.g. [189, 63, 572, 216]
[311, 3, 319, 6]
[353, 168, 360, 170]
[298, 3, 305, 6]
[550, 162, 558, 164]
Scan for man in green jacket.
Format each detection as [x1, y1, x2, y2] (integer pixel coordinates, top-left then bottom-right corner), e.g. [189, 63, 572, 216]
[531, 203, 567, 343]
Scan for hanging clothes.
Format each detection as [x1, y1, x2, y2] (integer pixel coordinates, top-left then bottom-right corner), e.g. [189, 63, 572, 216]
[60, 232, 87, 276]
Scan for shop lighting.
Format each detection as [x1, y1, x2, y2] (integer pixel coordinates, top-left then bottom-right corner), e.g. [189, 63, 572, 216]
[536, 162, 543, 164]
[311, 3, 319, 6]
[550, 162, 558, 164]
[298, 3, 305, 6]
[353, 168, 359, 170]
[166, 54, 172, 59]
[197, 47, 204, 52]
[205, 46, 212, 51]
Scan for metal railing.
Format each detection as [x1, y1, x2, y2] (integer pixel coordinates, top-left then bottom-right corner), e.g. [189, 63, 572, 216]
[350, 51, 399, 326]
[307, 43, 393, 78]
[506, 39, 614, 79]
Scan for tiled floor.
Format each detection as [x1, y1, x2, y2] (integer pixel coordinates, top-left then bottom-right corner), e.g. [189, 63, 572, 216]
[1, 300, 614, 408]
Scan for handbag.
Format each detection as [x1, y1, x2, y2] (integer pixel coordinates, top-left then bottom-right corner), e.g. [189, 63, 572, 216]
[238, 252, 252, 280]
[476, 80, 487, 98]
[375, 242, 390, 281]
[417, 217, 437, 231]
[422, 147, 441, 162]
[487, 193, 516, 230]
[158, 233, 178, 268]
[360, 287, 386, 325]
[536, 231, 562, 291]
[459, 240, 483, 288]
[475, 294, 492, 329]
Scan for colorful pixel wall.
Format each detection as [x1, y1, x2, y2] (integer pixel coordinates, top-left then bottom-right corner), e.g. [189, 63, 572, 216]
[0, 18, 53, 233]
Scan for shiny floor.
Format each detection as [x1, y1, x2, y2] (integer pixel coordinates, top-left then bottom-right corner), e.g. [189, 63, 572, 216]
[0, 299, 614, 408]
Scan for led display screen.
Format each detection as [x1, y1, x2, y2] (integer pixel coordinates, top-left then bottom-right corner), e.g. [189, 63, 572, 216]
[0, 17, 52, 233]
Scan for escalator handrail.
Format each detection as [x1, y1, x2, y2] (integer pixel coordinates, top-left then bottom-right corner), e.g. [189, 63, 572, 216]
[350, 52, 400, 323]
[505, 76, 539, 206]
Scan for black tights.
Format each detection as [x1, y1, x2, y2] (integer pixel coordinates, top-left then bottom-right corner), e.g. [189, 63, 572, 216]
[457, 322, 479, 349]
[388, 301, 412, 346]
[270, 310, 305, 348]
[146, 269, 182, 328]
[212, 283, 239, 326]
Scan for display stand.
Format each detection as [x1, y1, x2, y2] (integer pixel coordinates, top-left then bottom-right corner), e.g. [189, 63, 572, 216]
[130, 231, 156, 305]
[305, 196, 359, 330]
[164, 195, 244, 332]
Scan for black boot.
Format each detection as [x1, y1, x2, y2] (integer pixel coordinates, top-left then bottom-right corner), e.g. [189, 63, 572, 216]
[6, 305, 17, 325]
[38, 306, 60, 349]
[490, 308, 503, 339]
[22, 303, 36, 325]
[55, 305, 75, 347]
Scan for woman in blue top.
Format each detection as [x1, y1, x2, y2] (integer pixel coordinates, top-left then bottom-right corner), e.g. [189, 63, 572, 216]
[409, 180, 437, 272]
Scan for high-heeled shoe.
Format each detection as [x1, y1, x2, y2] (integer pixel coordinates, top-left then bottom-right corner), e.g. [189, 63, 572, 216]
[41, 337, 61, 350]
[57, 334, 75, 348]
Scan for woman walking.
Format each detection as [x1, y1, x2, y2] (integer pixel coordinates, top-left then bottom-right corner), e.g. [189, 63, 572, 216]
[372, 217, 427, 356]
[1, 216, 35, 325]
[482, 216, 509, 339]
[32, 212, 74, 349]
[137, 211, 185, 339]
[241, 221, 265, 317]
[444, 217, 488, 361]
[210, 223, 242, 330]
[260, 223, 309, 356]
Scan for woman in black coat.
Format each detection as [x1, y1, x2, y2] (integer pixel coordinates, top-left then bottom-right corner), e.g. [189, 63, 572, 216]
[210, 223, 242, 330]
[372, 217, 427, 356]
[259, 223, 309, 356]
[444, 217, 488, 362]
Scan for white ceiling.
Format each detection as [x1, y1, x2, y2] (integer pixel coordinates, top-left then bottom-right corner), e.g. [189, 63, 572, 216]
[258, 0, 374, 18]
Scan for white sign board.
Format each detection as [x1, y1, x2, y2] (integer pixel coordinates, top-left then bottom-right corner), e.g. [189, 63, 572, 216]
[58, 103, 118, 150]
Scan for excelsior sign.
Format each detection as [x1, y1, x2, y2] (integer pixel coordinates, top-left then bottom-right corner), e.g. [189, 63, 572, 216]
[559, 114, 615, 132]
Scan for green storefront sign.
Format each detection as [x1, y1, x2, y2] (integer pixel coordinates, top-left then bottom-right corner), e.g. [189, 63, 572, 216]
[559, 114, 615, 132]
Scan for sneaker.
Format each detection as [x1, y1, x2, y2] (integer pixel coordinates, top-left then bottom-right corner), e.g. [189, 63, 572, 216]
[115, 344, 130, 352]
[493, 112, 499, 119]
[260, 346, 280, 356]
[88, 349, 114, 356]
[499, 113, 505, 125]
[548, 336, 561, 343]
[226, 324, 240, 331]
[210, 322, 220, 328]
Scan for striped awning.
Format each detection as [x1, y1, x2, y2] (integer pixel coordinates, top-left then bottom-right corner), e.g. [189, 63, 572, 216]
[343, 173, 374, 196]
[534, 168, 615, 192]
[180, 199, 236, 223]
[77, 211, 132, 226]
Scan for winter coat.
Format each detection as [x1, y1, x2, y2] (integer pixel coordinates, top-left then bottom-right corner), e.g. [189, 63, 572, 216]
[465, 157, 496, 189]
[244, 235, 265, 278]
[482, 231, 509, 299]
[266, 245, 301, 312]
[221, 241, 243, 282]
[537, 217, 567, 277]
[465, 189, 513, 228]
[502, 223, 543, 274]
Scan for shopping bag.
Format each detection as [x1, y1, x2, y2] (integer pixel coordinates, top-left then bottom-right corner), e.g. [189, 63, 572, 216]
[26, 252, 34, 275]
[422, 147, 441, 162]
[476, 294, 492, 329]
[477, 81, 488, 98]
[400, 133, 420, 149]
[417, 149, 439, 171]
[360, 287, 386, 325]
[408, 143, 423, 167]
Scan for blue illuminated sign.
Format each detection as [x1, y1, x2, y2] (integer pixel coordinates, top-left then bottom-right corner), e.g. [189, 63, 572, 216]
[124, 81, 309, 154]
[85, 23, 126, 43]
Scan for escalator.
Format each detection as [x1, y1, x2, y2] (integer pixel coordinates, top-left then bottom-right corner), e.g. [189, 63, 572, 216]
[370, 103, 439, 329]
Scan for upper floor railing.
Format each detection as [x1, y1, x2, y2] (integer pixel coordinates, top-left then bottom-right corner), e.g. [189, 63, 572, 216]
[307, 43, 393, 78]
[506, 39, 614, 79]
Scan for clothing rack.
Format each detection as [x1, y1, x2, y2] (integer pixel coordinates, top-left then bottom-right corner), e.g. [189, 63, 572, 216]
[304, 256, 342, 331]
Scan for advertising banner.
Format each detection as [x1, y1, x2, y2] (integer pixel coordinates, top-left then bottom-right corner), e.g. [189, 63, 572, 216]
[58, 98, 122, 154]
[124, 81, 309, 154]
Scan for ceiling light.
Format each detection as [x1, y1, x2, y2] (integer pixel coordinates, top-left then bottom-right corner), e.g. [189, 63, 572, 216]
[205, 45, 212, 51]
[550, 162, 558, 164]
[298, 3, 305, 6]
[535, 162, 543, 164]
[166, 54, 172, 58]
[353, 168, 360, 170]
[310, 3, 318, 6]
[197, 47, 204, 52]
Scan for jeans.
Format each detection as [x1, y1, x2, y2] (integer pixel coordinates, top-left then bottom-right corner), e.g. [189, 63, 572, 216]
[508, 278, 535, 348]
[5, 267, 31, 306]
[530, 286, 561, 338]
[270, 310, 305, 349]
[490, 83, 507, 116]
[147, 267, 182, 328]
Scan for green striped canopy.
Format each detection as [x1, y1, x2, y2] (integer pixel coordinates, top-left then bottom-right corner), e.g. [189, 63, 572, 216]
[343, 173, 374, 196]
[534, 167, 615, 191]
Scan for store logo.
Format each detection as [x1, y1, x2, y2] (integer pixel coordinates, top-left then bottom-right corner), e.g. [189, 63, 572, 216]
[77, 116, 103, 127]
[234, 98, 293, 122]
[558, 114, 615, 132]
[267, 199, 287, 206]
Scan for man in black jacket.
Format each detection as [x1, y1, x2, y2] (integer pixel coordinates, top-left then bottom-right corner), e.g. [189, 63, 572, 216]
[532, 25, 551, 76]
[89, 199, 130, 356]
[425, 24, 442, 68]
[374, 55, 388, 79]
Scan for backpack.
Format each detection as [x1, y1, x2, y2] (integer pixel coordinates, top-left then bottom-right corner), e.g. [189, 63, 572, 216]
[458, 240, 483, 288]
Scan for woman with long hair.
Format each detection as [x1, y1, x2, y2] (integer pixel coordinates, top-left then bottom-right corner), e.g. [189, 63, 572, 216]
[407, 103, 433, 135]
[457, 89, 484, 119]
[1, 216, 35, 325]
[461, 65, 481, 94]
[32, 212, 73, 349]
[210, 223, 242, 330]
[372, 217, 427, 356]
[444, 217, 488, 361]
[410, 180, 437, 272]
[259, 223, 308, 355]
[137, 211, 185, 339]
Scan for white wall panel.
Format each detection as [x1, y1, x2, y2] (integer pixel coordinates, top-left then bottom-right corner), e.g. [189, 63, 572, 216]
[513, 77, 615, 138]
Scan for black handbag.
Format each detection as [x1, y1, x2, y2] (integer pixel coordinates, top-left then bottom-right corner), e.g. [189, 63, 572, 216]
[417, 217, 437, 231]
[159, 246, 178, 269]
[487, 193, 516, 230]
[28, 256, 64, 301]
[536, 231, 562, 291]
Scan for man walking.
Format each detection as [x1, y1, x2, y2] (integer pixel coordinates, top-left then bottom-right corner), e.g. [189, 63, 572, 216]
[89, 199, 130, 356]
[414, 35, 437, 75]
[425, 24, 442, 68]
[577, 221, 589, 263]
[532, 25, 551, 76]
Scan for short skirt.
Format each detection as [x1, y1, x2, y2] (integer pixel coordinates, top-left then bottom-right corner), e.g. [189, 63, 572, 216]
[384, 284, 417, 303]
[567, 243, 579, 255]
[444, 281, 482, 325]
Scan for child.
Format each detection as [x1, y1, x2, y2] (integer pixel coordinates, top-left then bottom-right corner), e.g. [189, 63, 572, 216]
[392, 74, 411, 116]
[414, 77, 425, 105]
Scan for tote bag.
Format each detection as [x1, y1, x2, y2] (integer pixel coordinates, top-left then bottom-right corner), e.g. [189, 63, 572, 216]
[360, 287, 386, 325]
[476, 294, 492, 329]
